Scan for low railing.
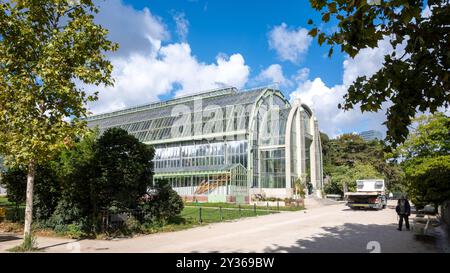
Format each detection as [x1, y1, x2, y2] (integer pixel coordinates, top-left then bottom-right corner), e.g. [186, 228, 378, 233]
[100, 209, 150, 232]
[0, 206, 25, 223]
[182, 204, 279, 224]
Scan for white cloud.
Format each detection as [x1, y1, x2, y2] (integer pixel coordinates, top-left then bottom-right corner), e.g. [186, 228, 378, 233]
[268, 23, 312, 64]
[255, 64, 291, 87]
[87, 1, 250, 114]
[342, 37, 395, 86]
[89, 44, 250, 114]
[95, 0, 169, 57]
[173, 12, 189, 41]
[293, 68, 310, 82]
[290, 37, 397, 138]
[291, 78, 389, 137]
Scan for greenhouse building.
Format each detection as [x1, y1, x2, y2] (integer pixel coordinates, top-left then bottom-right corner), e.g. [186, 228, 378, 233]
[86, 87, 324, 203]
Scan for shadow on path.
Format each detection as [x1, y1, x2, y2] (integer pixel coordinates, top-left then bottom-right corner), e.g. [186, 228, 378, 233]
[0, 234, 21, 243]
[38, 239, 84, 251]
[263, 223, 437, 253]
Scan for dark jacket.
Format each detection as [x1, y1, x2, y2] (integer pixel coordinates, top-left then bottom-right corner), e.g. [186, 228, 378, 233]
[396, 199, 411, 216]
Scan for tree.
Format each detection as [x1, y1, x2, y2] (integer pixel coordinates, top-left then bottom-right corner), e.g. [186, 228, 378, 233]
[393, 113, 450, 159]
[403, 155, 450, 208]
[0, 0, 117, 241]
[2, 129, 157, 234]
[321, 133, 404, 193]
[324, 163, 383, 195]
[93, 128, 155, 211]
[392, 113, 450, 207]
[1, 164, 60, 221]
[308, 0, 450, 146]
[50, 128, 154, 233]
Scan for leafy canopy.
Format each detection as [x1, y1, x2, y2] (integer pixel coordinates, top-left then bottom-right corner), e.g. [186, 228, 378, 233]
[392, 113, 450, 206]
[0, 0, 118, 166]
[1, 128, 158, 233]
[321, 133, 404, 194]
[393, 112, 449, 159]
[308, 0, 450, 146]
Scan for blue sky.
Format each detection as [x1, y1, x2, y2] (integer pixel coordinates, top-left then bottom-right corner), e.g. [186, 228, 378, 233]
[125, 0, 345, 88]
[88, 0, 400, 138]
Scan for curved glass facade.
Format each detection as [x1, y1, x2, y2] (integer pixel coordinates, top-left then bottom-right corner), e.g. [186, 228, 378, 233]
[87, 87, 323, 202]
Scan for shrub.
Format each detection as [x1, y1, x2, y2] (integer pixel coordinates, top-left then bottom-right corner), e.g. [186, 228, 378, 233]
[140, 180, 184, 224]
[5, 207, 25, 223]
[124, 216, 141, 234]
[92, 128, 154, 210]
[49, 197, 90, 234]
[65, 223, 87, 239]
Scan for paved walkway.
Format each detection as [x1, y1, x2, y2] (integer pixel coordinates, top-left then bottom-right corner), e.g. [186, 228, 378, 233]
[0, 201, 439, 253]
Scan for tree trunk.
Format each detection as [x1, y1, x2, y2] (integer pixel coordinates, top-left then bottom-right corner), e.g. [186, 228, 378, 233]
[24, 160, 36, 237]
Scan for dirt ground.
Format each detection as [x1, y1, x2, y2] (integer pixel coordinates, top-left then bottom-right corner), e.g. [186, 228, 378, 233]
[0, 200, 439, 253]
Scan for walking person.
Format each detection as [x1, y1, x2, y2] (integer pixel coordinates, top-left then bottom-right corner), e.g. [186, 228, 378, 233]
[395, 195, 411, 231]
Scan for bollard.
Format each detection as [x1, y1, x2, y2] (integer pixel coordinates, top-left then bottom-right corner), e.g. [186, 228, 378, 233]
[254, 203, 257, 216]
[199, 207, 202, 224]
[277, 201, 280, 211]
[220, 206, 223, 221]
[239, 204, 241, 218]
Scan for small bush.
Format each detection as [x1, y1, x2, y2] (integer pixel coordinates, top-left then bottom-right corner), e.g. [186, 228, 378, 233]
[65, 223, 87, 239]
[124, 216, 141, 233]
[140, 180, 184, 224]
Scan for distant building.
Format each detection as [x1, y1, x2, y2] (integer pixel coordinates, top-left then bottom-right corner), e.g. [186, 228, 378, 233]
[359, 130, 383, 141]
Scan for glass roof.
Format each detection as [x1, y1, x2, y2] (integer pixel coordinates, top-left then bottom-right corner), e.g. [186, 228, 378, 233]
[87, 87, 291, 143]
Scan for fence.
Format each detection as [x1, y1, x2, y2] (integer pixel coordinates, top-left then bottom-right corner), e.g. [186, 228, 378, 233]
[182, 204, 279, 224]
[100, 209, 150, 233]
[100, 204, 280, 231]
[0, 205, 281, 233]
[0, 206, 25, 223]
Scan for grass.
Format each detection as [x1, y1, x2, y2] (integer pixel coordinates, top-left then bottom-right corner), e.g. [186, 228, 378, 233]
[135, 206, 279, 236]
[0, 196, 15, 207]
[181, 206, 278, 223]
[184, 202, 305, 212]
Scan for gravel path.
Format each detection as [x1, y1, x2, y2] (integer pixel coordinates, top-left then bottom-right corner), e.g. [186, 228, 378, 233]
[0, 200, 438, 253]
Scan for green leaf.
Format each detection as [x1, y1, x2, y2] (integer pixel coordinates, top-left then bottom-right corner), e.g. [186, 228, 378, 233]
[308, 28, 318, 38]
[328, 47, 334, 58]
[328, 2, 337, 13]
[318, 33, 326, 45]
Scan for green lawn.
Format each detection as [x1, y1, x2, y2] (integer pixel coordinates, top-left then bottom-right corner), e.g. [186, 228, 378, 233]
[134, 206, 279, 235]
[184, 202, 304, 212]
[0, 196, 15, 207]
[181, 206, 278, 223]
